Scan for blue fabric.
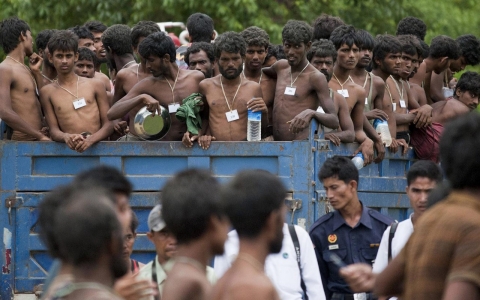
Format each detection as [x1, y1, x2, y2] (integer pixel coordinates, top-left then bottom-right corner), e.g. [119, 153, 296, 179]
[309, 202, 393, 299]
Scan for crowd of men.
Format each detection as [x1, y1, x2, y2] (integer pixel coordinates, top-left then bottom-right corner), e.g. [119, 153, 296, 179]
[1, 12, 480, 300]
[1, 13, 480, 163]
[35, 111, 480, 300]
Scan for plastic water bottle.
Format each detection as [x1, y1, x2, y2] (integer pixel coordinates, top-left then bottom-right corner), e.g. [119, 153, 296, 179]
[352, 153, 364, 170]
[373, 119, 392, 147]
[247, 109, 261, 141]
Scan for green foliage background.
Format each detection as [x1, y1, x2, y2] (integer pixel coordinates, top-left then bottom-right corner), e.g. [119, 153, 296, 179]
[1, 0, 479, 72]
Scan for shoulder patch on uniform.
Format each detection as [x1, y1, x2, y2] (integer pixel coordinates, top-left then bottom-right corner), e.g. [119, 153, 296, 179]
[309, 212, 334, 232]
[368, 209, 394, 225]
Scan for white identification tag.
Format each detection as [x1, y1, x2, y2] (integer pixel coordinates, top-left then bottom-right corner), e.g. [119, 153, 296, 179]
[168, 103, 180, 113]
[365, 98, 368, 105]
[400, 99, 406, 108]
[284, 86, 296, 95]
[392, 103, 397, 111]
[329, 244, 339, 250]
[226, 110, 239, 122]
[73, 98, 87, 110]
[316, 106, 325, 113]
[338, 89, 349, 98]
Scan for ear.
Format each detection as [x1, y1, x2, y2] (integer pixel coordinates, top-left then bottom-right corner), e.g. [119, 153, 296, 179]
[147, 231, 154, 242]
[38, 49, 44, 57]
[189, 35, 193, 43]
[48, 52, 54, 64]
[305, 41, 312, 51]
[74, 52, 79, 63]
[163, 53, 171, 62]
[455, 89, 463, 98]
[439, 57, 449, 65]
[211, 31, 216, 41]
[348, 180, 358, 191]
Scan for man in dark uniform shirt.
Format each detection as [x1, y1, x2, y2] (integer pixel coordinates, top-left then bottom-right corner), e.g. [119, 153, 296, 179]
[309, 156, 393, 299]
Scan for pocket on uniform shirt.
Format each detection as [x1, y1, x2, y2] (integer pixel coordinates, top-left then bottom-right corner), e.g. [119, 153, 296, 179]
[360, 248, 378, 265]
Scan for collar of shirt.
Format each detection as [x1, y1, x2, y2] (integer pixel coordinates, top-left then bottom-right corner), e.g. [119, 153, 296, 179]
[332, 201, 372, 231]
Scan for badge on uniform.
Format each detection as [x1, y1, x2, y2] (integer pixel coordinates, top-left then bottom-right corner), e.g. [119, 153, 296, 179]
[337, 89, 349, 98]
[225, 110, 239, 122]
[328, 234, 337, 243]
[168, 103, 180, 113]
[73, 98, 86, 110]
[285, 86, 296, 95]
[329, 244, 339, 250]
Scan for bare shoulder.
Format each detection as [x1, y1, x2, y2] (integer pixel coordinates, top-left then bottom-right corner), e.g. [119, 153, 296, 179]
[0, 61, 13, 74]
[199, 76, 216, 89]
[371, 73, 385, 87]
[274, 59, 290, 70]
[229, 276, 277, 299]
[349, 81, 366, 97]
[39, 82, 56, 94]
[243, 80, 260, 89]
[184, 69, 205, 82]
[95, 71, 110, 82]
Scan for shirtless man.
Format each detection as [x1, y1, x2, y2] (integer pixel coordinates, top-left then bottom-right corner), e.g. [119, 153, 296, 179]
[308, 39, 355, 145]
[107, 31, 204, 141]
[212, 170, 286, 300]
[429, 35, 480, 102]
[84, 20, 108, 72]
[74, 48, 96, 78]
[0, 17, 50, 141]
[372, 35, 432, 154]
[40, 30, 112, 152]
[240, 26, 277, 138]
[419, 35, 460, 103]
[263, 20, 339, 141]
[111, 21, 160, 137]
[184, 32, 267, 148]
[329, 25, 385, 163]
[161, 169, 229, 300]
[185, 42, 216, 78]
[385, 35, 423, 154]
[36, 29, 57, 85]
[411, 71, 480, 163]
[350, 29, 388, 123]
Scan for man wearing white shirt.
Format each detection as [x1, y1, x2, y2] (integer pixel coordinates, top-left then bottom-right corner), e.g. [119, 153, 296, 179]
[373, 160, 442, 277]
[214, 223, 326, 300]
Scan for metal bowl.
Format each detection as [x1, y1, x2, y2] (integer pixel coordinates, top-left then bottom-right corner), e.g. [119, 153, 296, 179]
[133, 105, 171, 140]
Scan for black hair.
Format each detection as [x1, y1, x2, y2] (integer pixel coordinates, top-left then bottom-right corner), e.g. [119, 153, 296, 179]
[440, 112, 480, 189]
[307, 39, 337, 63]
[214, 31, 246, 59]
[356, 29, 375, 51]
[329, 25, 361, 51]
[54, 188, 121, 265]
[419, 40, 430, 59]
[282, 20, 313, 45]
[84, 20, 107, 33]
[102, 24, 133, 56]
[130, 210, 139, 234]
[186, 13, 214, 43]
[73, 165, 132, 197]
[77, 47, 97, 64]
[429, 35, 460, 60]
[319, 156, 359, 184]
[240, 26, 270, 49]
[265, 43, 278, 61]
[138, 31, 176, 62]
[396, 16, 427, 41]
[276, 44, 286, 60]
[184, 42, 215, 65]
[454, 71, 480, 98]
[406, 160, 443, 186]
[69, 25, 94, 41]
[221, 170, 286, 239]
[161, 169, 224, 244]
[0, 17, 31, 54]
[312, 14, 345, 41]
[456, 34, 480, 66]
[397, 34, 422, 57]
[131, 20, 161, 48]
[36, 29, 56, 51]
[47, 30, 78, 55]
[372, 34, 402, 69]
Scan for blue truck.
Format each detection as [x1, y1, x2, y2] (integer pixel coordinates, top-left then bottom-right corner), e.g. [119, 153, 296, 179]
[0, 121, 414, 299]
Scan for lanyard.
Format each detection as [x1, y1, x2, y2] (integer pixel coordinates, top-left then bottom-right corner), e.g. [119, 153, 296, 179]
[56, 75, 79, 99]
[164, 68, 180, 104]
[290, 63, 309, 87]
[332, 73, 352, 90]
[220, 76, 242, 112]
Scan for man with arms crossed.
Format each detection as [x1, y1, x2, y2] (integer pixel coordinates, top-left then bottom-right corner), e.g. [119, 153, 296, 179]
[263, 20, 339, 141]
[161, 169, 229, 300]
[108, 32, 204, 141]
[184, 32, 267, 149]
[0, 17, 50, 141]
[307, 39, 355, 145]
[40, 30, 112, 152]
[212, 170, 287, 300]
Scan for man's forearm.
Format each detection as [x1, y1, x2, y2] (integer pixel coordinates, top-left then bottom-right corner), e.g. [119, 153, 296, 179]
[313, 112, 339, 129]
[107, 95, 143, 120]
